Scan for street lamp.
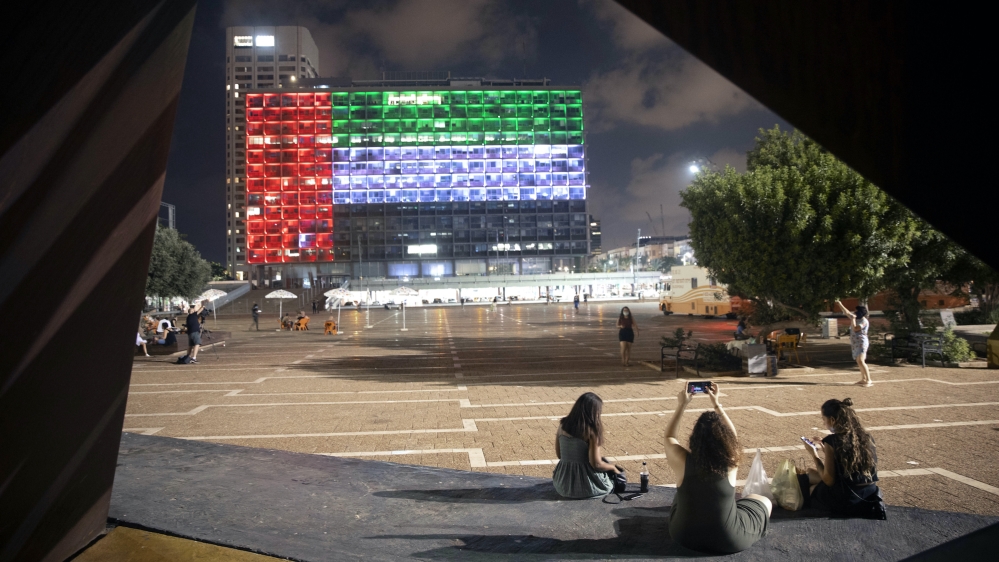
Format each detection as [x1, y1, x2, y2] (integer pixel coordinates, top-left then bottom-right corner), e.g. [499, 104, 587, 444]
[689, 164, 700, 174]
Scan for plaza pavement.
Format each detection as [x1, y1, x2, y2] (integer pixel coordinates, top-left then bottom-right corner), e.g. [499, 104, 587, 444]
[124, 301, 999, 517]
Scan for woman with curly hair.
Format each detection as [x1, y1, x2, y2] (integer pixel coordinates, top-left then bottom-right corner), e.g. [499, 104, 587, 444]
[552, 392, 624, 499]
[665, 383, 771, 553]
[801, 397, 881, 515]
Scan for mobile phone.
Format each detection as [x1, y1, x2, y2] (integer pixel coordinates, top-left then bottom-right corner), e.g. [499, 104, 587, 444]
[801, 436, 818, 450]
[623, 492, 644, 500]
[687, 381, 712, 394]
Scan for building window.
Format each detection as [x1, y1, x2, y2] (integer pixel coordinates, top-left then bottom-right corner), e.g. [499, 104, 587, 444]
[257, 55, 274, 62]
[279, 65, 296, 71]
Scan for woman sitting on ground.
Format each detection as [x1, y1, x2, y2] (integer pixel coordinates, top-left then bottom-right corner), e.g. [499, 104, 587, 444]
[552, 392, 624, 499]
[800, 397, 880, 516]
[666, 382, 771, 554]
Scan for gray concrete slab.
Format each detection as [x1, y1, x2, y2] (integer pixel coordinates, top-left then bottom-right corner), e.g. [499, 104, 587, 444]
[111, 433, 996, 561]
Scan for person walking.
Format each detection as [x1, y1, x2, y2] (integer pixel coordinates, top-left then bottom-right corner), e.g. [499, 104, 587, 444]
[573, 294, 580, 311]
[185, 300, 207, 363]
[617, 306, 639, 367]
[136, 331, 150, 357]
[312, 300, 318, 314]
[836, 300, 872, 386]
[250, 303, 260, 330]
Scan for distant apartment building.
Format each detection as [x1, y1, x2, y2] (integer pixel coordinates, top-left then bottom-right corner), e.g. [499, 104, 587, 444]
[225, 26, 319, 280]
[605, 235, 692, 267]
[588, 215, 602, 255]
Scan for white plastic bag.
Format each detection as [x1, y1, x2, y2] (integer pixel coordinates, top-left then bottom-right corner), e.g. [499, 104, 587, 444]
[771, 458, 804, 510]
[743, 449, 774, 501]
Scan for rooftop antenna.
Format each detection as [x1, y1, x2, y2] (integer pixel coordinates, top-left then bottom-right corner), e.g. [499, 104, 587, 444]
[661, 203, 666, 236]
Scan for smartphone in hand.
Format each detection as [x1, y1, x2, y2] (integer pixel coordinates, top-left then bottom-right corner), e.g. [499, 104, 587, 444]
[801, 436, 819, 453]
[687, 381, 712, 394]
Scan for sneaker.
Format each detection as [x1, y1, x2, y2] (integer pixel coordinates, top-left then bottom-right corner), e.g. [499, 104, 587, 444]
[145, 353, 151, 357]
[190, 358, 198, 363]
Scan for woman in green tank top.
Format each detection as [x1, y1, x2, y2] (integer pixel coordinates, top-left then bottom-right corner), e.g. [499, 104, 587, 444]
[664, 383, 772, 553]
[552, 392, 623, 499]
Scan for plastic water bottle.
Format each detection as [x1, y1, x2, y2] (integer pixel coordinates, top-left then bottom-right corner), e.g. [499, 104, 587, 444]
[640, 461, 649, 492]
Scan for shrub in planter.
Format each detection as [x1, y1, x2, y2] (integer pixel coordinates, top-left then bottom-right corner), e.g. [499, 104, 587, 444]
[698, 343, 742, 372]
[661, 328, 692, 349]
[941, 328, 975, 363]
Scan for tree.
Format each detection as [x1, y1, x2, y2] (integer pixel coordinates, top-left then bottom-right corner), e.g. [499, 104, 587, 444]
[680, 127, 918, 320]
[210, 261, 232, 281]
[650, 256, 681, 273]
[944, 251, 999, 324]
[880, 223, 963, 332]
[146, 226, 211, 300]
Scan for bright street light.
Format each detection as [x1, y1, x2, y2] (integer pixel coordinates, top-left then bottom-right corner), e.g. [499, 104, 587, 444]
[689, 164, 700, 174]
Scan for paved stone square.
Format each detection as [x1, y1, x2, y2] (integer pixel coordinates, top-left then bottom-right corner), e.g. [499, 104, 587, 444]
[126, 301, 999, 516]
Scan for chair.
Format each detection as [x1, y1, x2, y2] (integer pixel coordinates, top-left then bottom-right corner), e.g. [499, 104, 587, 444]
[776, 335, 800, 364]
[294, 317, 310, 331]
[921, 337, 944, 367]
[324, 320, 336, 335]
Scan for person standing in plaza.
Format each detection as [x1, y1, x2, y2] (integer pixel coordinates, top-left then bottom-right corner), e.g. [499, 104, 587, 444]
[617, 306, 639, 367]
[574, 294, 580, 311]
[185, 300, 207, 364]
[250, 303, 260, 331]
[836, 300, 872, 386]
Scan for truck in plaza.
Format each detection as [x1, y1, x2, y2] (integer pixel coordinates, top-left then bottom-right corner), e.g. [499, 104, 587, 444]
[658, 265, 740, 318]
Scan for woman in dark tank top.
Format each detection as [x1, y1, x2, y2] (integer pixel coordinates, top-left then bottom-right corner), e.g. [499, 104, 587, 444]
[616, 306, 639, 367]
[665, 382, 772, 554]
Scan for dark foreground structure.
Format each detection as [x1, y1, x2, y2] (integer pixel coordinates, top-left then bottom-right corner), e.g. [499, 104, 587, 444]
[110, 433, 996, 561]
[1, 1, 996, 560]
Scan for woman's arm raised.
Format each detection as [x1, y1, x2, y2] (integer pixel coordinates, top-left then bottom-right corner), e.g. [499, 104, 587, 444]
[665, 386, 692, 481]
[706, 383, 736, 438]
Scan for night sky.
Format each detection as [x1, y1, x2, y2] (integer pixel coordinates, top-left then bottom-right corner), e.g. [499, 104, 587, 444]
[163, 0, 790, 264]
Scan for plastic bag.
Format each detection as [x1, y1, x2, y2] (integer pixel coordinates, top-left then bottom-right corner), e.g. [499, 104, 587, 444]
[771, 459, 804, 511]
[742, 449, 774, 501]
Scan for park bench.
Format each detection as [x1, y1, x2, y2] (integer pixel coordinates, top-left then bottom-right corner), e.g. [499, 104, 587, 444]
[886, 333, 943, 367]
[662, 342, 700, 376]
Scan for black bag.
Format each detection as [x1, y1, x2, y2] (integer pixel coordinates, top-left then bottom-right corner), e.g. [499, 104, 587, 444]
[848, 484, 887, 520]
[177, 354, 192, 365]
[611, 471, 627, 494]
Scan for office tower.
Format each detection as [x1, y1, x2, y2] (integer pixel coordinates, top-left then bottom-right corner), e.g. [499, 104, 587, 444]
[225, 26, 319, 279]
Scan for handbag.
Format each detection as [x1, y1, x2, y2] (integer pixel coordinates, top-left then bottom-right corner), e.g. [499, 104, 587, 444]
[611, 471, 627, 494]
[847, 484, 887, 520]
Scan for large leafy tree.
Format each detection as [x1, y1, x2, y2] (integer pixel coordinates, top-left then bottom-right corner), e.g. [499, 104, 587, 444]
[680, 127, 918, 319]
[146, 226, 211, 300]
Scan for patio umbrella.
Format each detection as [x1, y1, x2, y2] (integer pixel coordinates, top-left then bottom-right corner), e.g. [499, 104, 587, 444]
[196, 288, 228, 325]
[390, 287, 418, 331]
[324, 288, 351, 334]
[265, 289, 297, 322]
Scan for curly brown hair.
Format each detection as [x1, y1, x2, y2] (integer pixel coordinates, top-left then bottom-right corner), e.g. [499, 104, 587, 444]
[822, 398, 876, 478]
[688, 412, 741, 476]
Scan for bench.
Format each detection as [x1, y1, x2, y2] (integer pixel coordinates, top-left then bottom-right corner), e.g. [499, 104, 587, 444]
[886, 333, 943, 367]
[662, 342, 699, 376]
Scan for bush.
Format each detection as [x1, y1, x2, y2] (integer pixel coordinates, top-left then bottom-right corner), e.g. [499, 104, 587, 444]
[698, 343, 742, 372]
[941, 328, 975, 363]
[661, 328, 692, 348]
[866, 341, 894, 365]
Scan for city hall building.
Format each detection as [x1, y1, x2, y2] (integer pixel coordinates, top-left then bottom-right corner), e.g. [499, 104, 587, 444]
[233, 71, 590, 286]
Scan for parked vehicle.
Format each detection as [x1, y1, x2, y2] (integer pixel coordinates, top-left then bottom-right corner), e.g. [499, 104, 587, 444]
[658, 265, 739, 319]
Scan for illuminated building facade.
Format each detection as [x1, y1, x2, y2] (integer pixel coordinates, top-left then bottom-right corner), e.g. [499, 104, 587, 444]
[225, 26, 319, 280]
[240, 75, 590, 283]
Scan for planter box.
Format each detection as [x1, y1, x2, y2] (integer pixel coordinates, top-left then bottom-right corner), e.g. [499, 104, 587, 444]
[682, 365, 746, 378]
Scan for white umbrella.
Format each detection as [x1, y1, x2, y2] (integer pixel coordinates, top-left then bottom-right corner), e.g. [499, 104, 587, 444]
[265, 289, 297, 323]
[324, 288, 351, 334]
[390, 287, 418, 331]
[196, 289, 228, 325]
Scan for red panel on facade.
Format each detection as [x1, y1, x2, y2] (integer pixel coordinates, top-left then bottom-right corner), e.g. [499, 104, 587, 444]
[244, 92, 333, 263]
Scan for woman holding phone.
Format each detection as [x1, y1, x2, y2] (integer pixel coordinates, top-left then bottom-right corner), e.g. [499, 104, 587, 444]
[836, 300, 872, 386]
[665, 382, 771, 553]
[800, 397, 881, 516]
[552, 392, 624, 499]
